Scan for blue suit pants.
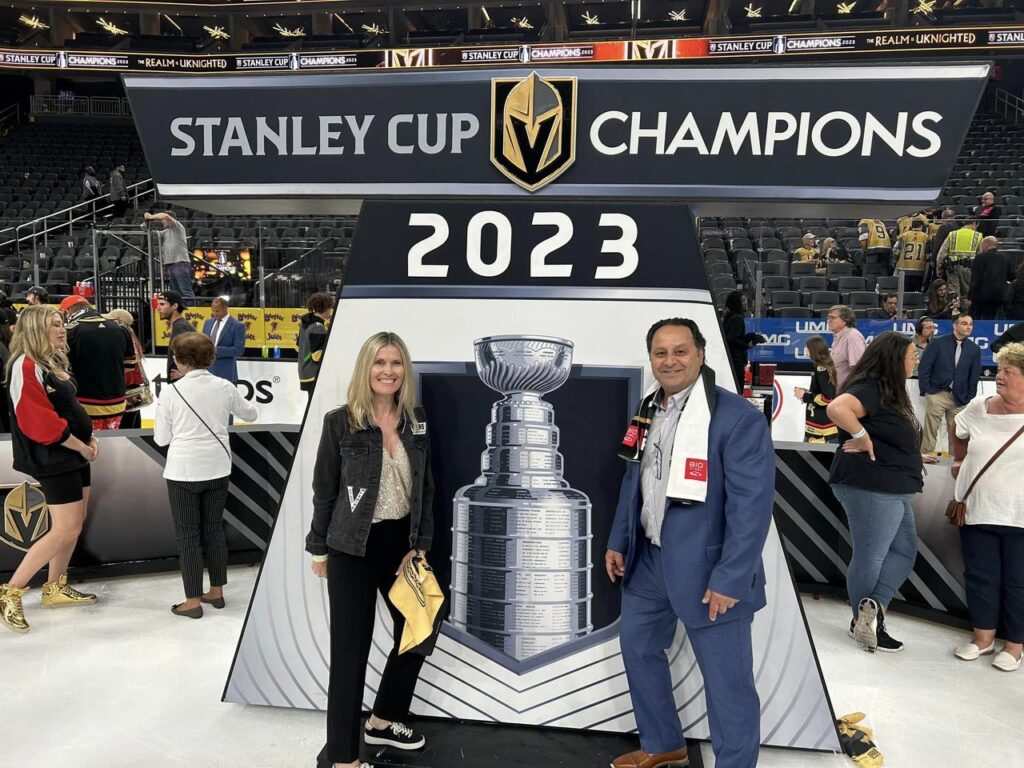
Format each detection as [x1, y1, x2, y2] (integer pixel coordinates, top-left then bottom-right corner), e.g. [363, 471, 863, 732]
[620, 536, 760, 768]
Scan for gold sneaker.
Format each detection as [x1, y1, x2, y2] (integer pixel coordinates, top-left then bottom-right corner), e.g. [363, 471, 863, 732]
[0, 584, 30, 633]
[41, 574, 97, 608]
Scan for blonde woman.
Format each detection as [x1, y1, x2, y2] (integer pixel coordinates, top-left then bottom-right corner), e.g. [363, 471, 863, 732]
[306, 331, 434, 768]
[0, 305, 99, 634]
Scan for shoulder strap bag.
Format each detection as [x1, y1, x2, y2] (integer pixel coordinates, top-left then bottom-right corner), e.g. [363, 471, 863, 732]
[946, 422, 1024, 526]
[171, 381, 231, 460]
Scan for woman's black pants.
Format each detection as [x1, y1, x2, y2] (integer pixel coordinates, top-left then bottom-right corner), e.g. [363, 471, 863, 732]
[326, 518, 425, 764]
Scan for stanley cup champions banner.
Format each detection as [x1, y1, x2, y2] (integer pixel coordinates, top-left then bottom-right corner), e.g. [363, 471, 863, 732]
[223, 200, 841, 752]
[124, 63, 987, 213]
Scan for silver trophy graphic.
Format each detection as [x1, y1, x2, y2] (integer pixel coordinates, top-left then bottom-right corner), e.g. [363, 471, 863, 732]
[450, 335, 593, 661]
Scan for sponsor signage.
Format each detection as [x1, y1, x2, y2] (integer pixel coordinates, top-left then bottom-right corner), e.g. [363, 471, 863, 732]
[125, 64, 985, 207]
[747, 318, 1013, 367]
[0, 24, 1022, 73]
[150, 306, 308, 349]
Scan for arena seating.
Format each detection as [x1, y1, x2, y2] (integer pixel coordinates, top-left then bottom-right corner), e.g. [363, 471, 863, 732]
[2, 109, 1023, 317]
[0, 122, 147, 233]
[0, 120, 351, 309]
[703, 111, 1024, 317]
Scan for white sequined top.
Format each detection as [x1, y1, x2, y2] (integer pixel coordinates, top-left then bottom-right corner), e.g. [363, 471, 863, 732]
[372, 442, 412, 523]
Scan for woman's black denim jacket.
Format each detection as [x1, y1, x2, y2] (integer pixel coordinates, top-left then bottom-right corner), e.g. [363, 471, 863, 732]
[305, 405, 434, 557]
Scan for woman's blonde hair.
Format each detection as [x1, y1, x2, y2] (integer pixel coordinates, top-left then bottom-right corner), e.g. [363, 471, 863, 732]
[6, 304, 69, 380]
[347, 331, 417, 431]
[105, 308, 134, 327]
[995, 342, 1024, 374]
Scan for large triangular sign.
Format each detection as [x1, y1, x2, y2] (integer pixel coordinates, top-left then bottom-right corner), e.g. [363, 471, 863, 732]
[224, 200, 841, 754]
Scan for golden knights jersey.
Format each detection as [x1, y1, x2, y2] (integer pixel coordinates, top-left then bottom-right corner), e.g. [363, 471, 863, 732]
[927, 221, 944, 247]
[897, 214, 929, 235]
[859, 219, 892, 251]
[895, 230, 928, 272]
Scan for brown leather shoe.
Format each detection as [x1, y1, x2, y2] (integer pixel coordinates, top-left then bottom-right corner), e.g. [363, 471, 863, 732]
[611, 747, 688, 768]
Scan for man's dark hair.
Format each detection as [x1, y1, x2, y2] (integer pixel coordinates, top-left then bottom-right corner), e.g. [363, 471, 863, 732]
[646, 318, 706, 353]
[307, 291, 335, 315]
[724, 290, 745, 315]
[881, 292, 898, 303]
[159, 290, 186, 313]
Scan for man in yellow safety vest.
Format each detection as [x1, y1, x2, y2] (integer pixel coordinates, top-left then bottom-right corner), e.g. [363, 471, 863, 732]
[936, 220, 982, 301]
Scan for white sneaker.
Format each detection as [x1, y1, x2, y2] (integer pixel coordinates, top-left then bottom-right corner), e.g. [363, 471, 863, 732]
[954, 640, 996, 660]
[992, 650, 1023, 672]
[853, 598, 879, 653]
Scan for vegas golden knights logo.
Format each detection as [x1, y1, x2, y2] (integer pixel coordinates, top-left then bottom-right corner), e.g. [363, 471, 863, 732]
[390, 49, 430, 68]
[490, 72, 577, 192]
[1, 482, 49, 553]
[632, 40, 671, 60]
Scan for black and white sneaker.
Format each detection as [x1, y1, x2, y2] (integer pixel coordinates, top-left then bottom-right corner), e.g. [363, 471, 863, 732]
[364, 721, 426, 751]
[875, 614, 904, 653]
[852, 598, 879, 653]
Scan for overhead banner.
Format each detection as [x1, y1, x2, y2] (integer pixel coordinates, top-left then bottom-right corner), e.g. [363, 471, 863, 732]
[5, 25, 1024, 74]
[224, 200, 841, 754]
[124, 64, 987, 211]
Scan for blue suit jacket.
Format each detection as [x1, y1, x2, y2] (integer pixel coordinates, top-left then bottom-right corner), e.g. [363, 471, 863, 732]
[202, 315, 245, 384]
[608, 384, 775, 629]
[917, 333, 981, 406]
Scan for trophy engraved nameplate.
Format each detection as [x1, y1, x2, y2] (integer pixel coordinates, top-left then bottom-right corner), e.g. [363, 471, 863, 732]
[450, 335, 594, 660]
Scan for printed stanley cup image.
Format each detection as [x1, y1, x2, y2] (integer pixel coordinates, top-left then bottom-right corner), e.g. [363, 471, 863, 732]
[451, 335, 594, 661]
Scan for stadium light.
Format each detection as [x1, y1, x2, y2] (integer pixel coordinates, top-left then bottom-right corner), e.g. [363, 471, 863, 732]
[19, 14, 48, 30]
[836, 2, 856, 12]
[669, 9, 688, 21]
[98, 17, 129, 35]
[273, 23, 305, 38]
[334, 13, 354, 33]
[582, 10, 600, 24]
[744, 4, 763, 18]
[203, 25, 229, 40]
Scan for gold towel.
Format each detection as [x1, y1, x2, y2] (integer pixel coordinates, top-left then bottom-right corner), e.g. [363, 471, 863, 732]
[388, 555, 445, 655]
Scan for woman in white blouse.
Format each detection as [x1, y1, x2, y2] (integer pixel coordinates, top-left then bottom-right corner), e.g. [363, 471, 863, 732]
[950, 342, 1024, 671]
[154, 332, 257, 618]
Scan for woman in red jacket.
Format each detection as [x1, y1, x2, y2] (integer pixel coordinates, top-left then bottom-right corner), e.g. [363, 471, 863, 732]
[0, 305, 99, 634]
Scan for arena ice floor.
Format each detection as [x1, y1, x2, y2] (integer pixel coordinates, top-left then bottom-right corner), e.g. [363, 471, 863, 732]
[8, 565, 1022, 767]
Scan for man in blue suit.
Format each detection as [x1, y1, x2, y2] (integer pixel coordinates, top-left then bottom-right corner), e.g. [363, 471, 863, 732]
[607, 318, 774, 768]
[917, 313, 981, 453]
[202, 297, 246, 384]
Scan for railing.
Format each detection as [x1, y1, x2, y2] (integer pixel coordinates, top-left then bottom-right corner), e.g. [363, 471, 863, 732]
[29, 95, 132, 118]
[9, 179, 159, 280]
[991, 87, 1024, 125]
[0, 103, 20, 135]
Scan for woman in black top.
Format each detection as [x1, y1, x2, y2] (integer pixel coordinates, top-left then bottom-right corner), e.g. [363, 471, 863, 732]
[306, 331, 435, 768]
[0, 306, 99, 635]
[794, 335, 838, 443]
[826, 331, 937, 654]
[722, 291, 762, 392]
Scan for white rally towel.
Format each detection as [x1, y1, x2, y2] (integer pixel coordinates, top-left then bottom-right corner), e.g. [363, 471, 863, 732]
[666, 371, 711, 503]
